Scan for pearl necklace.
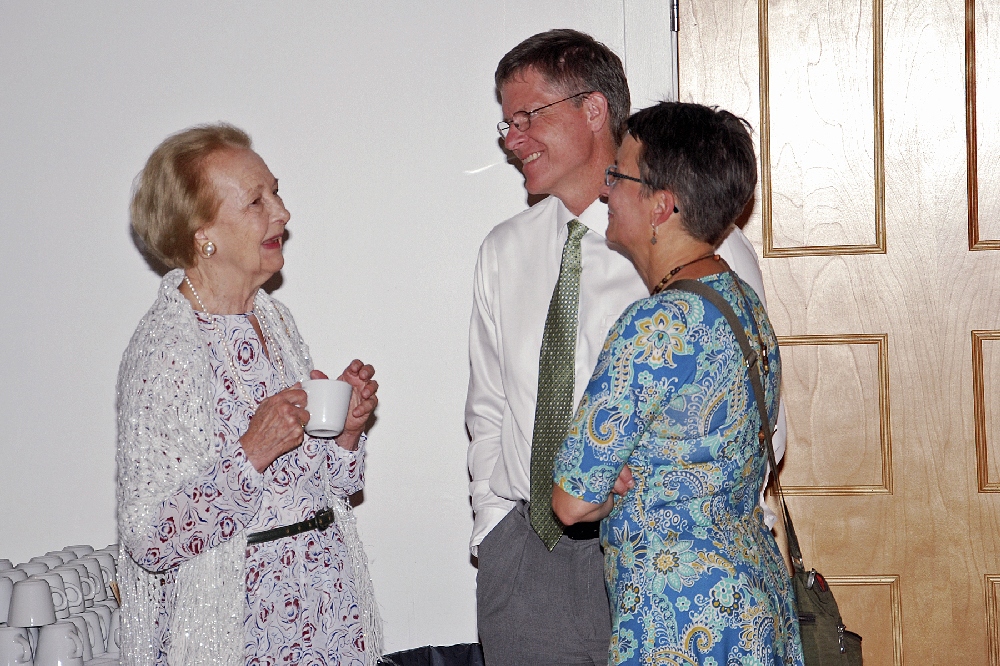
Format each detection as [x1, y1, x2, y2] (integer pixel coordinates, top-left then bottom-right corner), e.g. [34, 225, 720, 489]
[184, 275, 286, 407]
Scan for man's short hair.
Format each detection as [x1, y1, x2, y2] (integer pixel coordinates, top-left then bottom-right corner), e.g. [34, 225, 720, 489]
[627, 102, 757, 246]
[495, 29, 630, 145]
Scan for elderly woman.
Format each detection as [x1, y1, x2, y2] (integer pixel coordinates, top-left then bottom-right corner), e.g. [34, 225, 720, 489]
[117, 124, 381, 666]
[552, 102, 803, 665]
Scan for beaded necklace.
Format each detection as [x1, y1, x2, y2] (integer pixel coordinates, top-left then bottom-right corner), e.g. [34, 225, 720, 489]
[651, 261, 771, 378]
[184, 275, 286, 407]
[650, 252, 720, 295]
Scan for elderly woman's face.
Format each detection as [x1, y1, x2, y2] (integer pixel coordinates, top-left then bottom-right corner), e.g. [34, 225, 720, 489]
[198, 148, 289, 286]
[605, 135, 656, 254]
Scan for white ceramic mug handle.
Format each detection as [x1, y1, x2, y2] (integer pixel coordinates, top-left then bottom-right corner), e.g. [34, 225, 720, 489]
[51, 586, 67, 611]
[78, 574, 94, 597]
[64, 582, 81, 606]
[69, 627, 84, 658]
[14, 634, 31, 662]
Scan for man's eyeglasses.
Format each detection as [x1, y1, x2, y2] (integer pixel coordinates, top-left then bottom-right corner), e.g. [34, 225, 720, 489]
[604, 166, 653, 188]
[497, 91, 596, 138]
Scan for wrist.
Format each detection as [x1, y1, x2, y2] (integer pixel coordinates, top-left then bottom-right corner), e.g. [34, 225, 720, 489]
[333, 428, 362, 451]
[239, 435, 270, 473]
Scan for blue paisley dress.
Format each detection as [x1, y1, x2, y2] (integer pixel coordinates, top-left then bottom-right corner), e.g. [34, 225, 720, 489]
[554, 272, 803, 666]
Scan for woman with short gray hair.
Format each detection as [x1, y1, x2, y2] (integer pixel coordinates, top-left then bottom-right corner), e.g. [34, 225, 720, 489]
[553, 102, 803, 665]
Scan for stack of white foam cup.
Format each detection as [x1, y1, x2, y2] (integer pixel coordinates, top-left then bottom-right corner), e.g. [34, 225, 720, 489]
[0, 545, 121, 665]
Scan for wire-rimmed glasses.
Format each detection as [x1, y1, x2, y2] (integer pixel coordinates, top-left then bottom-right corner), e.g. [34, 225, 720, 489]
[497, 91, 596, 138]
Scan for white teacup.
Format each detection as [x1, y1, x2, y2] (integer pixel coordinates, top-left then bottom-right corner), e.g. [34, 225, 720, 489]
[7, 578, 57, 627]
[77, 559, 106, 603]
[30, 572, 69, 620]
[34, 620, 85, 666]
[50, 566, 85, 614]
[63, 546, 93, 558]
[89, 553, 116, 592]
[302, 378, 353, 437]
[63, 615, 93, 661]
[44, 551, 74, 564]
[0, 576, 12, 625]
[104, 608, 121, 656]
[14, 562, 47, 576]
[64, 563, 95, 607]
[90, 603, 111, 646]
[0, 569, 28, 584]
[30, 556, 65, 570]
[0, 559, 13, 571]
[0, 625, 32, 665]
[80, 610, 104, 654]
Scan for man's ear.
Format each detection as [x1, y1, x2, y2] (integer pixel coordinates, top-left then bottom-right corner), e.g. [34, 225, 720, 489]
[583, 92, 610, 133]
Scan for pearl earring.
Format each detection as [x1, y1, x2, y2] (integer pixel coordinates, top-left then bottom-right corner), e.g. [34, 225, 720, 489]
[202, 241, 216, 257]
[650, 223, 658, 245]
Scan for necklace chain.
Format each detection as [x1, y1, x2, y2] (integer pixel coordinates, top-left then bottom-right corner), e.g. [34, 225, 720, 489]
[651, 253, 720, 295]
[184, 275, 286, 406]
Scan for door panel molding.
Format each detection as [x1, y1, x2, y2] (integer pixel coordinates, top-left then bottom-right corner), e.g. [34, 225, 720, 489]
[777, 334, 892, 495]
[988, 575, 1000, 666]
[829, 575, 903, 666]
[758, 0, 886, 257]
[967, 0, 1000, 250]
[972, 331, 1000, 491]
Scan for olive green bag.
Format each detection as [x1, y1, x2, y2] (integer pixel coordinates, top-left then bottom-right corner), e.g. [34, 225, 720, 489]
[670, 278, 863, 665]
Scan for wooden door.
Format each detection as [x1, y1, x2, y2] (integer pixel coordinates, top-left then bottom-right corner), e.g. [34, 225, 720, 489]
[681, 0, 999, 662]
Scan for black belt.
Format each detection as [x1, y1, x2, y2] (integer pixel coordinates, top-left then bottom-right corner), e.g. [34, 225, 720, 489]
[246, 508, 335, 545]
[562, 520, 600, 540]
[525, 502, 600, 541]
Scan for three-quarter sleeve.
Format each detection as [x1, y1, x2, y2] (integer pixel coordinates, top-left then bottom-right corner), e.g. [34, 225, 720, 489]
[554, 295, 701, 504]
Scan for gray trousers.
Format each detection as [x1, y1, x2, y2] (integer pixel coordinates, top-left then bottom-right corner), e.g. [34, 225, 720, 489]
[476, 501, 611, 666]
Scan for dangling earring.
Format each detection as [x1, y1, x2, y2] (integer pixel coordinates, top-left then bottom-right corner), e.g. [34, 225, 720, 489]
[650, 222, 658, 245]
[201, 241, 216, 257]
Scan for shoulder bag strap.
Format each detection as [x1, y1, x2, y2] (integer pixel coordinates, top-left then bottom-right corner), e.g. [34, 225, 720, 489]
[668, 276, 805, 571]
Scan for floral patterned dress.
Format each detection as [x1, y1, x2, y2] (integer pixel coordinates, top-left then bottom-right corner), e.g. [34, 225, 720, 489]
[554, 272, 803, 666]
[129, 311, 368, 666]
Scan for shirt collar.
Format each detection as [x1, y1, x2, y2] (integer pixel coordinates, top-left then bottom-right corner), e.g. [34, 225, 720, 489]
[556, 197, 609, 239]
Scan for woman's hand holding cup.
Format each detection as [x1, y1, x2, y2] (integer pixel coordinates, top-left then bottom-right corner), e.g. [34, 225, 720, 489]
[334, 360, 378, 451]
[241, 361, 377, 470]
[240, 384, 310, 473]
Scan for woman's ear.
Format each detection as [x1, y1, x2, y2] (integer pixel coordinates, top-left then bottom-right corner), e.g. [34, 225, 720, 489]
[192, 225, 216, 259]
[651, 190, 678, 225]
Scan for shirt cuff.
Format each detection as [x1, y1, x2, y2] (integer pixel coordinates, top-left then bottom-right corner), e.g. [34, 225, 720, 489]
[227, 437, 265, 496]
[470, 501, 515, 556]
[330, 431, 367, 457]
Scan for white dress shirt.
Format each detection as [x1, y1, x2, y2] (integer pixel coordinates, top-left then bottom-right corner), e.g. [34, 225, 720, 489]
[466, 196, 785, 554]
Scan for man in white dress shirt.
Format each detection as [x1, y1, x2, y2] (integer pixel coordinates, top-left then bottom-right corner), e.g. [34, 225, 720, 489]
[466, 29, 784, 665]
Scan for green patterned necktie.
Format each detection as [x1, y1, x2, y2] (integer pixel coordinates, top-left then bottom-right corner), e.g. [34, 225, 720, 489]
[529, 219, 588, 550]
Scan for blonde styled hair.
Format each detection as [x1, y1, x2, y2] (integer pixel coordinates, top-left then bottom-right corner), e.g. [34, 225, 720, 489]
[131, 123, 252, 269]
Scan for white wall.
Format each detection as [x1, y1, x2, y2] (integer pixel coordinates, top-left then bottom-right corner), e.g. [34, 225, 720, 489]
[0, 1, 673, 651]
